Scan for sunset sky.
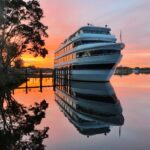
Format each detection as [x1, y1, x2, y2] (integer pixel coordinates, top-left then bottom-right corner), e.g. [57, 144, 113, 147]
[22, 0, 150, 68]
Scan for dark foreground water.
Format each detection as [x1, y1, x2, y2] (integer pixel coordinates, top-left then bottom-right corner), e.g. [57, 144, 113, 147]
[1, 75, 150, 150]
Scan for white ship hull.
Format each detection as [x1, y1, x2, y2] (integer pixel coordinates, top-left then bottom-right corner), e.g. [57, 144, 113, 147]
[71, 69, 115, 82]
[71, 54, 122, 82]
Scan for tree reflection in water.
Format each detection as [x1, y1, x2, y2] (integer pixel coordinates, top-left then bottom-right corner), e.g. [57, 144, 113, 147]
[0, 88, 49, 150]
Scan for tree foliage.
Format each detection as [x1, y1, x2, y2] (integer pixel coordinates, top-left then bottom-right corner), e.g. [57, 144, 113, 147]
[0, 87, 49, 150]
[14, 58, 24, 68]
[0, 0, 48, 69]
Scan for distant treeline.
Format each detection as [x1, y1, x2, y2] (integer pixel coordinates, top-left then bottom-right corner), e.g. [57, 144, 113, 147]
[3, 66, 54, 78]
[3, 66, 149, 77]
[19, 66, 53, 73]
[115, 66, 150, 75]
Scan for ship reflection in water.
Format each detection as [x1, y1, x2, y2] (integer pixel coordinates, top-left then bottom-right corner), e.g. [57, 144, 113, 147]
[54, 80, 124, 137]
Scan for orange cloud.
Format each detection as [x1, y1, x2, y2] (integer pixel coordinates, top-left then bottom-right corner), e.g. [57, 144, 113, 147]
[21, 54, 54, 68]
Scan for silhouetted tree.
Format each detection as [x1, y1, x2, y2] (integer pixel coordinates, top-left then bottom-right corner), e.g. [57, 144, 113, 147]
[0, 88, 49, 150]
[14, 58, 24, 68]
[0, 0, 48, 72]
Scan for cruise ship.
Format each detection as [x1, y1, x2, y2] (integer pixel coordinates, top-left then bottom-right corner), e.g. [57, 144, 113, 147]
[55, 81, 124, 136]
[54, 24, 125, 81]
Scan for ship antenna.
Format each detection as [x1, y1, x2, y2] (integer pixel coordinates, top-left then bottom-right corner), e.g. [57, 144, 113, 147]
[87, 23, 93, 26]
[120, 30, 122, 43]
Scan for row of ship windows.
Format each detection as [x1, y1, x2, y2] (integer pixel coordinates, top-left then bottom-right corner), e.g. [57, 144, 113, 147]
[76, 50, 120, 58]
[56, 90, 75, 108]
[69, 29, 110, 40]
[55, 40, 112, 58]
[55, 43, 74, 58]
[82, 29, 110, 34]
[55, 53, 76, 64]
[55, 50, 120, 65]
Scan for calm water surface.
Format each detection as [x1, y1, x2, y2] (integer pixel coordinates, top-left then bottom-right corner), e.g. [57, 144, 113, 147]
[12, 75, 150, 150]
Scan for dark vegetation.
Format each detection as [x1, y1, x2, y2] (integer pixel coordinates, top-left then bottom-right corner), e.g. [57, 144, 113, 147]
[115, 66, 150, 75]
[0, 86, 49, 150]
[0, 0, 49, 85]
[0, 0, 48, 70]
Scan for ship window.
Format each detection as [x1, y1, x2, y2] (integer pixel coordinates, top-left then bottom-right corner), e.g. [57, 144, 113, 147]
[90, 50, 120, 56]
[74, 41, 82, 47]
[73, 40, 110, 47]
[83, 29, 110, 35]
[75, 32, 79, 36]
[76, 52, 90, 58]
[82, 40, 104, 44]
[76, 50, 120, 58]
[80, 30, 83, 34]
[69, 44, 71, 50]
[72, 63, 115, 70]
[76, 52, 83, 58]
[83, 52, 90, 57]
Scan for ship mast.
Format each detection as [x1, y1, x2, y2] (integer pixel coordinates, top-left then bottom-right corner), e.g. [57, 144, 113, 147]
[120, 30, 122, 42]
